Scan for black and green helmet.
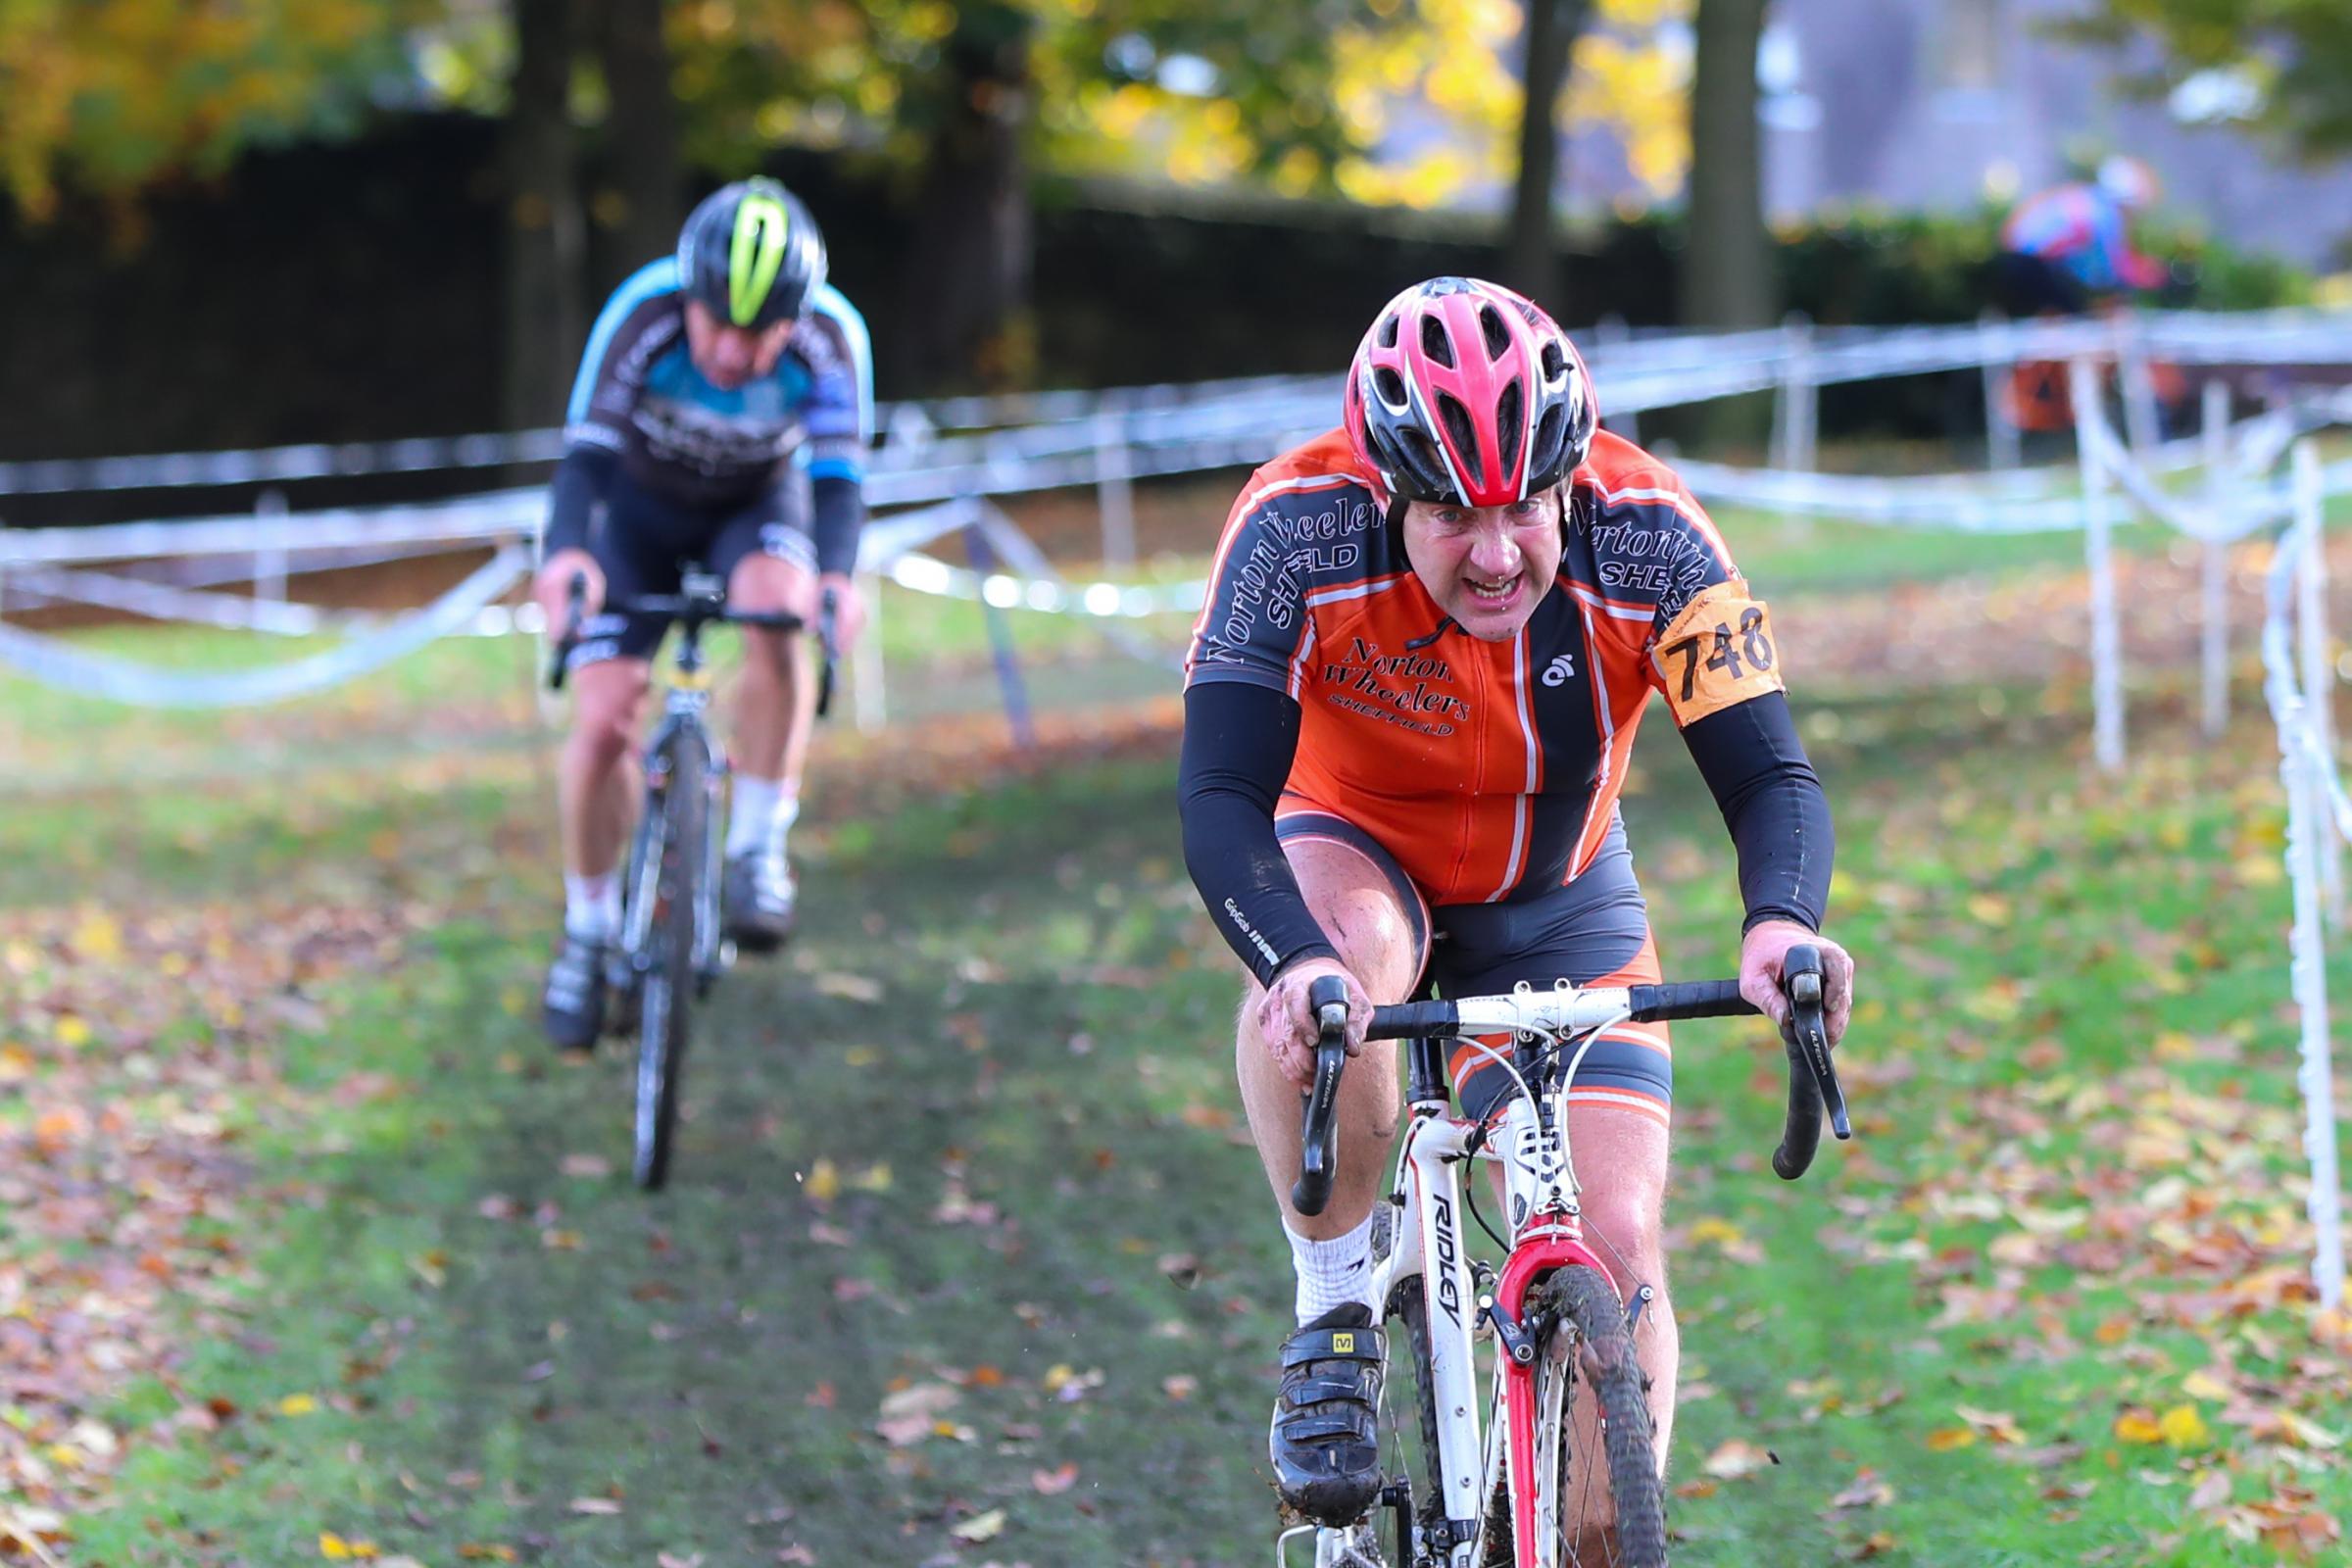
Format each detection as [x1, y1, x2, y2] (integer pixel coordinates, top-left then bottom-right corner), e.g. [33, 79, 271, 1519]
[674, 178, 827, 329]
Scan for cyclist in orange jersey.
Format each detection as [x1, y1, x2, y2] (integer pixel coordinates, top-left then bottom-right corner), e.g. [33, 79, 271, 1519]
[1177, 276, 1857, 1523]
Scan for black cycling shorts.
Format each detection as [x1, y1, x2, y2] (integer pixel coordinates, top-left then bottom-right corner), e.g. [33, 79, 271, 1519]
[566, 464, 814, 670]
[1272, 808, 1671, 1128]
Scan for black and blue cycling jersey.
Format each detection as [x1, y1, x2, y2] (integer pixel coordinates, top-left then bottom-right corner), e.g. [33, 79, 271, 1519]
[545, 258, 874, 575]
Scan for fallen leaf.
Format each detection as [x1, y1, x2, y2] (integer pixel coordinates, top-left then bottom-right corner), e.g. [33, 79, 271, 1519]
[814, 973, 882, 1002]
[279, 1394, 318, 1417]
[949, 1509, 1006, 1544]
[560, 1153, 612, 1179]
[1702, 1439, 1777, 1479]
[1162, 1374, 1198, 1401]
[1830, 1469, 1894, 1511]
[1955, 1404, 2026, 1446]
[1925, 1427, 1977, 1451]
[567, 1497, 623, 1516]
[1033, 1462, 1079, 1494]
[2114, 1411, 2164, 1446]
[1844, 1532, 1897, 1561]
[318, 1534, 380, 1561]
[805, 1159, 841, 1205]
[2158, 1404, 2211, 1448]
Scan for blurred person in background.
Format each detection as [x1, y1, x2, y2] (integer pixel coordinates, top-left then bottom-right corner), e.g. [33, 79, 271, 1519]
[531, 177, 873, 1052]
[1997, 154, 2169, 318]
[1995, 156, 2178, 434]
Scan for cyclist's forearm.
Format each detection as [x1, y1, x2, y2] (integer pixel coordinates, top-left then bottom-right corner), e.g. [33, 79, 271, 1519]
[544, 445, 618, 559]
[1179, 682, 1339, 987]
[809, 474, 865, 577]
[1680, 691, 1835, 933]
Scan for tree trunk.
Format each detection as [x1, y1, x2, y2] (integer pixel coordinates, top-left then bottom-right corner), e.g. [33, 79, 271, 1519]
[1503, 0, 1588, 305]
[1681, 0, 1772, 331]
[897, 2, 1034, 391]
[501, 0, 586, 432]
[596, 0, 681, 278]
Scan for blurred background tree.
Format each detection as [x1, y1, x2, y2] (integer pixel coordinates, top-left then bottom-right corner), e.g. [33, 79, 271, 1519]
[2060, 1, 2352, 162]
[0, 0, 433, 226]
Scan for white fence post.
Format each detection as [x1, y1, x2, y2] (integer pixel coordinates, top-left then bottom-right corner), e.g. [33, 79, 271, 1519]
[2071, 358, 2127, 772]
[1094, 402, 1136, 572]
[1981, 311, 2022, 471]
[254, 488, 289, 609]
[2295, 439, 2343, 916]
[2115, 312, 2164, 456]
[2201, 378, 2231, 738]
[852, 566, 887, 733]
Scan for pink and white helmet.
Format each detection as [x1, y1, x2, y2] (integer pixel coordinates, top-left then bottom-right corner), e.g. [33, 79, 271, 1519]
[1345, 276, 1598, 510]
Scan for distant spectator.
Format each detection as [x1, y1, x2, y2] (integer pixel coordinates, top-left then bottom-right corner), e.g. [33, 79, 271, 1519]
[1996, 156, 2169, 318]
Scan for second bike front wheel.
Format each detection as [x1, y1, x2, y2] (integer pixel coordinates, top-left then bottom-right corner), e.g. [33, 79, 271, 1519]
[1530, 1263, 1666, 1568]
[633, 742, 706, 1191]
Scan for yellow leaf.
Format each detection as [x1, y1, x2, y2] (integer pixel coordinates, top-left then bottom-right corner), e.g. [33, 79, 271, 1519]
[1688, 1217, 1746, 1249]
[843, 1045, 880, 1068]
[71, 910, 122, 961]
[805, 1158, 841, 1204]
[2093, 1317, 2132, 1346]
[2113, 1411, 2164, 1445]
[949, 1508, 1006, 1544]
[2180, 1369, 2231, 1402]
[55, 1016, 91, 1049]
[2158, 1404, 2210, 1447]
[848, 1162, 893, 1194]
[318, 1535, 379, 1561]
[2278, 1410, 2344, 1449]
[1924, 1427, 1977, 1451]
[1965, 894, 2011, 925]
[279, 1395, 318, 1417]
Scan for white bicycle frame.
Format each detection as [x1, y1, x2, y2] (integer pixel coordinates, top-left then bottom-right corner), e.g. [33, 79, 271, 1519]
[1282, 984, 1647, 1568]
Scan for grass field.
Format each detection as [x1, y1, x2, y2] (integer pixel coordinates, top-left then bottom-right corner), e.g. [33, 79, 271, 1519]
[4, 504, 2351, 1566]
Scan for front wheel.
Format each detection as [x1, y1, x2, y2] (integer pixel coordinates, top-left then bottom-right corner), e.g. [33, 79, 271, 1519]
[1530, 1264, 1666, 1568]
[633, 741, 706, 1191]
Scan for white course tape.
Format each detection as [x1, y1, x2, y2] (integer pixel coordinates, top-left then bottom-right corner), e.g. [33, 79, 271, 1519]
[0, 548, 529, 708]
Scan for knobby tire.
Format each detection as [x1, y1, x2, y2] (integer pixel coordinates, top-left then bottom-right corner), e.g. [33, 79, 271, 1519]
[634, 742, 705, 1191]
[1537, 1263, 1666, 1568]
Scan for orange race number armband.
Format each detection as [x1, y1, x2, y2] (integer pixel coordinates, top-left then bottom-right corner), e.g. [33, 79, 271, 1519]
[1650, 583, 1786, 725]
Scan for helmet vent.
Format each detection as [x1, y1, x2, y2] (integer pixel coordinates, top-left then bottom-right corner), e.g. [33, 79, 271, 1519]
[1373, 366, 1409, 410]
[1436, 393, 1481, 488]
[1394, 427, 1449, 497]
[1420, 314, 1455, 369]
[1479, 304, 1512, 362]
[1532, 403, 1568, 478]
[1495, 377, 1525, 482]
[1541, 339, 1568, 381]
[1377, 313, 1400, 349]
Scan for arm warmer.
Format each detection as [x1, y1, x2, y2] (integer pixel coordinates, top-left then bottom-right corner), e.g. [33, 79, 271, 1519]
[811, 474, 865, 577]
[1679, 690, 1835, 933]
[1177, 682, 1341, 988]
[543, 445, 617, 560]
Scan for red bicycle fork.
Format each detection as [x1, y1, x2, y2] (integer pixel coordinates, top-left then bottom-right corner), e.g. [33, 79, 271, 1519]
[1496, 1223, 1617, 1564]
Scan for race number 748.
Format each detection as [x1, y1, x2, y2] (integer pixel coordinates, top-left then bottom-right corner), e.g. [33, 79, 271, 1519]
[1652, 588, 1786, 723]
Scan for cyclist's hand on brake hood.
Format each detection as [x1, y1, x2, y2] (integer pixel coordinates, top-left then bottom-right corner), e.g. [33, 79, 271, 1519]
[1254, 956, 1372, 1090]
[1740, 918, 1854, 1048]
[535, 550, 606, 633]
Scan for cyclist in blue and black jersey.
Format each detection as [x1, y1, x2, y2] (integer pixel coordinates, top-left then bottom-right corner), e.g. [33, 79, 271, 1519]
[532, 178, 874, 1051]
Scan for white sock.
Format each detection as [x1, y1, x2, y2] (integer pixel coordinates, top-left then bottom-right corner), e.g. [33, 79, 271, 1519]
[1286, 1211, 1380, 1326]
[564, 873, 620, 940]
[726, 776, 798, 859]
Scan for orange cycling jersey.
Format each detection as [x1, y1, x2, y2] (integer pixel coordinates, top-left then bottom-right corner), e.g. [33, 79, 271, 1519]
[1184, 426, 1786, 906]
